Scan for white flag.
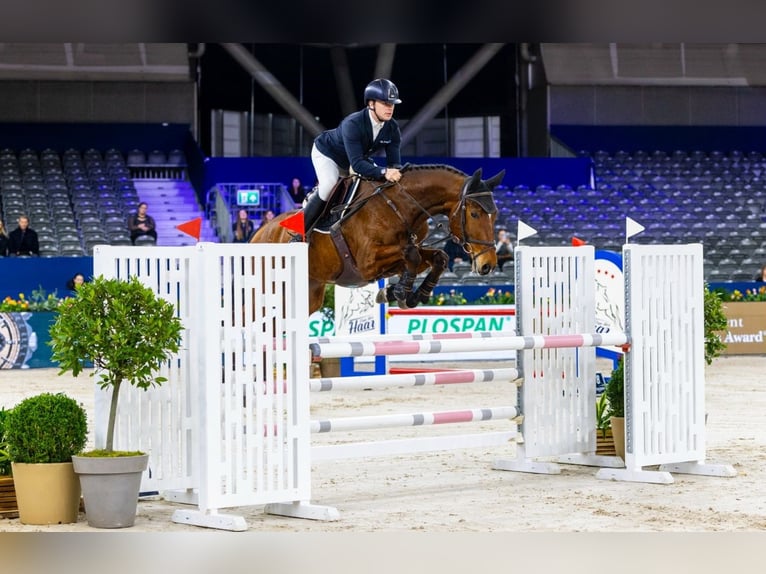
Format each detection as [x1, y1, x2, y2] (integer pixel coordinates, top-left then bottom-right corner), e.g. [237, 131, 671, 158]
[517, 220, 538, 242]
[625, 217, 645, 241]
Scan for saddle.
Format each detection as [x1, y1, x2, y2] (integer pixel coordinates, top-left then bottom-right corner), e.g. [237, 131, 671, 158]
[310, 175, 376, 286]
[313, 176, 362, 232]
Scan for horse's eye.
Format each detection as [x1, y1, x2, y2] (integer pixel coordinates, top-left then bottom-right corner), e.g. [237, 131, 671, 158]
[469, 210, 480, 219]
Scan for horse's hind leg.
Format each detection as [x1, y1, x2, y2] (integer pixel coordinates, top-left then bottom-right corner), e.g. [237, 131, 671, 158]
[405, 248, 448, 308]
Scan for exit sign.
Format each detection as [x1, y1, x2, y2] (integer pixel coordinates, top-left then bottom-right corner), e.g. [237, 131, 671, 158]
[237, 189, 260, 206]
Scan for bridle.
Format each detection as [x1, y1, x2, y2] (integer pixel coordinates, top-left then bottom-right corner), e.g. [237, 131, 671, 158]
[451, 191, 497, 260]
[360, 170, 497, 257]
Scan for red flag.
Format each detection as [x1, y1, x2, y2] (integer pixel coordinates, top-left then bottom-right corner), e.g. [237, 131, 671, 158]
[280, 211, 305, 239]
[571, 236, 586, 246]
[176, 217, 202, 241]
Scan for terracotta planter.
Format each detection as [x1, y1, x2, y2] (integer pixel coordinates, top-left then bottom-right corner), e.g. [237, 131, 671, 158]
[320, 357, 341, 377]
[11, 462, 81, 525]
[0, 476, 19, 519]
[610, 416, 625, 461]
[595, 427, 616, 456]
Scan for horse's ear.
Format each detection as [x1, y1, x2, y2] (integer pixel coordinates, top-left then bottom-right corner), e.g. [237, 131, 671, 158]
[484, 169, 505, 190]
[468, 168, 483, 189]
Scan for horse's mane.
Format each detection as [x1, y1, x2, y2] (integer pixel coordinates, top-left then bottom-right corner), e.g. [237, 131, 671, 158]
[404, 163, 467, 177]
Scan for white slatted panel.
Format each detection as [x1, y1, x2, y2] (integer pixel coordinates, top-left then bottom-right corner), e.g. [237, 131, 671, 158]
[623, 243, 706, 468]
[93, 243, 310, 512]
[93, 245, 198, 493]
[516, 246, 596, 457]
[195, 243, 310, 511]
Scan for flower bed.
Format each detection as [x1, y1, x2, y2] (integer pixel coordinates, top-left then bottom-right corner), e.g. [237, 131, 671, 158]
[715, 285, 766, 302]
[428, 287, 514, 306]
[0, 287, 66, 313]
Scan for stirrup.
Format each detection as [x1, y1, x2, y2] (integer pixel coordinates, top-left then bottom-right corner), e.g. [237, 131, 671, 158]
[288, 233, 304, 243]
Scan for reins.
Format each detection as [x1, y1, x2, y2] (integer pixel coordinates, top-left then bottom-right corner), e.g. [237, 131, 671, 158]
[332, 167, 497, 255]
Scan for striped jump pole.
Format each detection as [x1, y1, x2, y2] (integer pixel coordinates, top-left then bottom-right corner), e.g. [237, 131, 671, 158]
[310, 406, 519, 434]
[309, 367, 520, 392]
[311, 329, 518, 346]
[310, 332, 628, 360]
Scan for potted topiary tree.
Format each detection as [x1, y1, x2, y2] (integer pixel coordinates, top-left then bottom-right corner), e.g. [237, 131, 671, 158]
[595, 388, 616, 456]
[48, 275, 183, 528]
[3, 393, 87, 524]
[319, 284, 340, 377]
[704, 285, 728, 365]
[604, 357, 625, 460]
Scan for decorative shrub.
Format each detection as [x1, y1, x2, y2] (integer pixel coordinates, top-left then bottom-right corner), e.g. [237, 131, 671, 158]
[0, 407, 11, 475]
[49, 275, 183, 452]
[4, 393, 87, 464]
[321, 284, 335, 322]
[704, 285, 728, 365]
[605, 357, 624, 419]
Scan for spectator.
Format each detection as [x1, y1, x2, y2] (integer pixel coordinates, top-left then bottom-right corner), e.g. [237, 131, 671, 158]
[258, 209, 276, 230]
[232, 209, 255, 243]
[127, 202, 157, 245]
[66, 272, 87, 293]
[0, 220, 8, 257]
[287, 177, 307, 207]
[495, 229, 513, 271]
[755, 264, 766, 282]
[8, 215, 39, 256]
[443, 236, 468, 271]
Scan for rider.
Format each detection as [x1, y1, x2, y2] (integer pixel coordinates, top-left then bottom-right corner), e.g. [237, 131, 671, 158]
[293, 78, 404, 241]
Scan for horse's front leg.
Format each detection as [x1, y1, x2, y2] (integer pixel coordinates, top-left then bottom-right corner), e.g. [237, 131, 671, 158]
[405, 248, 448, 308]
[375, 244, 421, 308]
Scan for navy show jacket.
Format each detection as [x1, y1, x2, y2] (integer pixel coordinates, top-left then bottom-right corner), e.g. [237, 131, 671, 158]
[314, 108, 402, 179]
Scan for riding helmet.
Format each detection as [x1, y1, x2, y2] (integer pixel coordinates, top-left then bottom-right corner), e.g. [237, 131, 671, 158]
[364, 79, 402, 105]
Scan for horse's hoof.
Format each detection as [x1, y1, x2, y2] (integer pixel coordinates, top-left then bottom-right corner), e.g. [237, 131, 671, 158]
[375, 289, 388, 304]
[396, 300, 411, 310]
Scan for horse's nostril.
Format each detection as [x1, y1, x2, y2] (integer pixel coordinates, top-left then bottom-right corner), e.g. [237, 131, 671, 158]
[480, 264, 491, 275]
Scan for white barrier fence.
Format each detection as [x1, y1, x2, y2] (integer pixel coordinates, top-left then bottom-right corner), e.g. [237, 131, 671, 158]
[92, 242, 734, 531]
[93, 243, 325, 531]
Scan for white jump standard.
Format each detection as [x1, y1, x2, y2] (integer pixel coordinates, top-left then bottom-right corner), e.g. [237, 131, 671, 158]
[90, 241, 735, 531]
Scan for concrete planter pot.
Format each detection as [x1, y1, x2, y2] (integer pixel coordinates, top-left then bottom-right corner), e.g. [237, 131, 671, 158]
[11, 462, 81, 525]
[72, 453, 149, 529]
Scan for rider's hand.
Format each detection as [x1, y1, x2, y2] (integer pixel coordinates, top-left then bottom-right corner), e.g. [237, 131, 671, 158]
[384, 168, 401, 183]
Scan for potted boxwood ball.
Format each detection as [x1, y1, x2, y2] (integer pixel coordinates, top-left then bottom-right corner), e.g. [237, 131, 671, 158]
[49, 275, 183, 528]
[4, 392, 87, 524]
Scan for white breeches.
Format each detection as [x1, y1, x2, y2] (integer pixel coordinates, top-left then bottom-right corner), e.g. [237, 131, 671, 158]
[311, 143, 348, 201]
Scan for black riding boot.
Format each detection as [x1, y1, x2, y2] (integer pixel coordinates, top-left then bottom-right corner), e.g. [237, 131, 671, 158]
[289, 192, 327, 242]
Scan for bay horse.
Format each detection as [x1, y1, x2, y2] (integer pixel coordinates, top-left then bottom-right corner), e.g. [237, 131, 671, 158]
[251, 164, 503, 314]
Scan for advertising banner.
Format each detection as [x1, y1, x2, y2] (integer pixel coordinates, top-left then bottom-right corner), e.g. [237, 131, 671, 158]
[387, 306, 516, 361]
[719, 302, 766, 355]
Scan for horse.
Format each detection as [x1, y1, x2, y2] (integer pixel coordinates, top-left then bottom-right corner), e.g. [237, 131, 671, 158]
[251, 164, 503, 315]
